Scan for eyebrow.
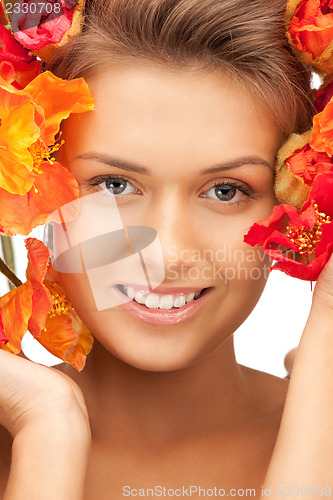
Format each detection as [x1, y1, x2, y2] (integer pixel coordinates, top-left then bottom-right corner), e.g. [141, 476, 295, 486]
[74, 153, 273, 175]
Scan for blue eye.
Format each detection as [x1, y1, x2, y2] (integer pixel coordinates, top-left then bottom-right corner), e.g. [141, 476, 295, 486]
[212, 184, 237, 201]
[203, 181, 251, 203]
[103, 177, 132, 195]
[89, 176, 139, 196]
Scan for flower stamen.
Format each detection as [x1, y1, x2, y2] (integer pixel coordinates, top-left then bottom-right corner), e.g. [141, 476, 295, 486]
[286, 204, 331, 258]
[44, 281, 71, 318]
[29, 134, 65, 174]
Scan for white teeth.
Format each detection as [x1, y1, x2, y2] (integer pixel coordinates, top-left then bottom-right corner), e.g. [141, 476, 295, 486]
[134, 291, 146, 304]
[185, 292, 195, 303]
[159, 295, 174, 309]
[121, 286, 205, 309]
[174, 295, 186, 308]
[126, 286, 136, 300]
[145, 293, 159, 309]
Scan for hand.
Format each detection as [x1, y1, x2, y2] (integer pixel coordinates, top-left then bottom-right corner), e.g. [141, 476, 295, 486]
[0, 348, 90, 439]
[262, 253, 333, 489]
[312, 253, 333, 311]
[0, 349, 91, 499]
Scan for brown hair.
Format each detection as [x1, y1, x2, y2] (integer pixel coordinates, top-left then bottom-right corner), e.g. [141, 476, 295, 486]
[48, 0, 314, 138]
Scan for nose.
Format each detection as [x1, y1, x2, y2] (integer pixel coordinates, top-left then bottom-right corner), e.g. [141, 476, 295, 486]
[141, 193, 202, 282]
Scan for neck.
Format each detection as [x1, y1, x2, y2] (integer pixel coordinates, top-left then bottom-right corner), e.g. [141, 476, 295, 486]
[66, 337, 251, 447]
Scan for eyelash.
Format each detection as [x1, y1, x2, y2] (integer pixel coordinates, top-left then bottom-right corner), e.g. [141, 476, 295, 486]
[200, 180, 254, 206]
[87, 174, 140, 195]
[86, 174, 254, 206]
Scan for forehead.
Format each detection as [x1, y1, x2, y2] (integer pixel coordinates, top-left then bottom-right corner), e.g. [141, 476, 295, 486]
[61, 63, 282, 168]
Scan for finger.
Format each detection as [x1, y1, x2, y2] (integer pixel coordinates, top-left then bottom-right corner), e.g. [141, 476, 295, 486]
[314, 253, 333, 310]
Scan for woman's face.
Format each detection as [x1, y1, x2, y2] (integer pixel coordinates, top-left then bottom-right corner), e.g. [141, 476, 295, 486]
[56, 62, 281, 372]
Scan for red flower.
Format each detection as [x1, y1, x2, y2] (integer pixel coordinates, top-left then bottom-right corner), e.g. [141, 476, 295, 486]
[10, 0, 84, 61]
[0, 1, 8, 25]
[314, 80, 333, 112]
[0, 24, 41, 88]
[244, 172, 333, 281]
[286, 0, 333, 73]
[286, 143, 333, 185]
[11, 0, 76, 50]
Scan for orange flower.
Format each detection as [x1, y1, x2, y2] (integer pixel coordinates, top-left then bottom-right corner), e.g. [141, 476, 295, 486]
[0, 85, 41, 194]
[0, 238, 93, 371]
[37, 281, 94, 372]
[0, 161, 79, 235]
[0, 70, 93, 234]
[0, 308, 8, 344]
[0, 238, 53, 353]
[310, 97, 333, 156]
[286, 0, 333, 73]
[0, 70, 94, 196]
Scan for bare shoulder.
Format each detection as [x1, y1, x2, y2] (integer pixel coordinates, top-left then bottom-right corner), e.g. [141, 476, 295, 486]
[0, 425, 13, 497]
[53, 362, 67, 373]
[240, 363, 289, 421]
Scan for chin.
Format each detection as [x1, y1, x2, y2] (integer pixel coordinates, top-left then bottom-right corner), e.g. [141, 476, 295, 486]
[82, 308, 219, 373]
[116, 350, 197, 373]
[96, 328, 206, 372]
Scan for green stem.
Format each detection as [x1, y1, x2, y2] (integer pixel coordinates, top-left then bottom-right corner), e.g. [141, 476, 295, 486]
[0, 256, 22, 288]
[1, 234, 15, 270]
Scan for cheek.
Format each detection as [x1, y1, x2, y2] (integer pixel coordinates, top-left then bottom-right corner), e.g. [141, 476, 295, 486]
[58, 272, 96, 315]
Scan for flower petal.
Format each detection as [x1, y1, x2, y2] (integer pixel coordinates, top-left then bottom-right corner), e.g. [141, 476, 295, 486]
[311, 99, 333, 156]
[302, 171, 333, 215]
[23, 71, 94, 145]
[0, 25, 41, 88]
[245, 171, 333, 282]
[0, 309, 9, 344]
[24, 238, 54, 336]
[314, 79, 333, 113]
[32, 0, 84, 61]
[287, 0, 333, 72]
[0, 282, 33, 353]
[244, 203, 314, 247]
[36, 308, 94, 372]
[0, 161, 79, 235]
[12, 0, 77, 51]
[25, 238, 51, 283]
[0, 88, 40, 194]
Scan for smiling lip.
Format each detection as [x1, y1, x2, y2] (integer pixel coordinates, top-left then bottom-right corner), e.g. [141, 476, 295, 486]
[112, 285, 214, 326]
